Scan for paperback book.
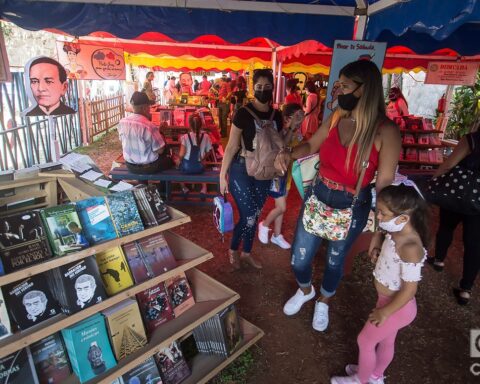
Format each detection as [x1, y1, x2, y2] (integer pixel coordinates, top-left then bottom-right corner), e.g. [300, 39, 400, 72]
[75, 196, 118, 244]
[3, 274, 60, 330]
[48, 256, 107, 315]
[122, 241, 152, 284]
[95, 247, 135, 296]
[154, 341, 191, 384]
[121, 356, 163, 384]
[0, 289, 11, 340]
[218, 304, 243, 356]
[30, 333, 71, 384]
[61, 313, 117, 383]
[40, 204, 89, 257]
[0, 348, 39, 384]
[165, 273, 195, 318]
[132, 185, 170, 227]
[106, 191, 144, 237]
[136, 233, 178, 276]
[0, 211, 52, 273]
[102, 299, 148, 361]
[136, 282, 175, 335]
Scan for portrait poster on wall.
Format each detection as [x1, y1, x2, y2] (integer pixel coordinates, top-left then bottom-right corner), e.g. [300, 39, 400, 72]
[56, 41, 126, 81]
[323, 40, 387, 121]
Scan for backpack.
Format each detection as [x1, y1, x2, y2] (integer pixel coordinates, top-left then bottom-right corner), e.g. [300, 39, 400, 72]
[180, 133, 204, 174]
[240, 106, 285, 180]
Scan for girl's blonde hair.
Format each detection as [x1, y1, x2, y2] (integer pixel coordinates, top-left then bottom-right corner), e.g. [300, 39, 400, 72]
[330, 60, 386, 173]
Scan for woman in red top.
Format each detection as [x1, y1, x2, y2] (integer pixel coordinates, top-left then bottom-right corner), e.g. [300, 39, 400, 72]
[284, 78, 302, 106]
[276, 60, 401, 332]
[301, 80, 320, 140]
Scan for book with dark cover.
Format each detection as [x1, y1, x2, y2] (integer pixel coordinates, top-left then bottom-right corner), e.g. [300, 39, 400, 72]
[3, 274, 60, 331]
[48, 256, 107, 315]
[165, 273, 195, 318]
[106, 191, 144, 237]
[0, 289, 11, 340]
[218, 304, 243, 356]
[0, 211, 52, 273]
[122, 241, 152, 284]
[61, 313, 117, 383]
[102, 299, 147, 361]
[133, 185, 170, 228]
[121, 356, 163, 384]
[40, 204, 89, 257]
[30, 333, 71, 384]
[0, 348, 39, 384]
[136, 233, 178, 276]
[0, 170, 14, 199]
[136, 282, 175, 335]
[154, 341, 191, 384]
[75, 196, 118, 244]
[95, 247, 135, 296]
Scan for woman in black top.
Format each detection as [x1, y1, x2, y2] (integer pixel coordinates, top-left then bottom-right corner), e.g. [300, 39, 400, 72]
[219, 69, 283, 270]
[429, 121, 480, 305]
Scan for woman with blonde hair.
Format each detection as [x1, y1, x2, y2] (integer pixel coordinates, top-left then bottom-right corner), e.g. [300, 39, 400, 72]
[275, 60, 401, 332]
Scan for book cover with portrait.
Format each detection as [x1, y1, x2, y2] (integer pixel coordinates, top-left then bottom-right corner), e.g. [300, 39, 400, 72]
[105, 191, 144, 237]
[75, 196, 118, 245]
[48, 256, 107, 315]
[61, 313, 116, 383]
[30, 332, 71, 384]
[3, 274, 60, 331]
[0, 289, 11, 340]
[154, 341, 191, 384]
[0, 348, 39, 384]
[40, 204, 89, 257]
[95, 247, 134, 296]
[136, 282, 175, 335]
[0, 211, 52, 273]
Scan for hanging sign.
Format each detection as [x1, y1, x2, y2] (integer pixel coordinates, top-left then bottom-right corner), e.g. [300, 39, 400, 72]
[56, 41, 126, 80]
[425, 62, 479, 86]
[323, 40, 387, 121]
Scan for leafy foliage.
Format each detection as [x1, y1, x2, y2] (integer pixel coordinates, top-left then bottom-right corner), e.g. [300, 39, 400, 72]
[445, 71, 480, 140]
[210, 350, 255, 384]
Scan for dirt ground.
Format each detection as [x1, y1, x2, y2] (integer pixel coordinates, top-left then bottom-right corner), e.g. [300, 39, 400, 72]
[83, 131, 480, 384]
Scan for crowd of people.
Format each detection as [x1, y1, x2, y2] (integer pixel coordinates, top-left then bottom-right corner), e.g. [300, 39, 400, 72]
[116, 62, 479, 384]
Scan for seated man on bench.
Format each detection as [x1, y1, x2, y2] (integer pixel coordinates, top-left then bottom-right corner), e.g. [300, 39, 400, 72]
[118, 91, 173, 175]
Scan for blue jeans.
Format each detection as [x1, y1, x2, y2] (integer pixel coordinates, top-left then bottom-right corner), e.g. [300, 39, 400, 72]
[291, 179, 372, 297]
[229, 157, 271, 253]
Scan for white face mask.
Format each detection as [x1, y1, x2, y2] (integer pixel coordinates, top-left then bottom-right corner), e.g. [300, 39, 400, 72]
[378, 215, 409, 232]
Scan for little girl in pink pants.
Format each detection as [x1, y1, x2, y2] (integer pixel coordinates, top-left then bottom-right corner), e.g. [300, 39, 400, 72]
[331, 184, 429, 384]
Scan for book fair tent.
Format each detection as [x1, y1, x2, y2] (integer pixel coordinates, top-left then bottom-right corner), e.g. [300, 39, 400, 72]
[1, 0, 480, 73]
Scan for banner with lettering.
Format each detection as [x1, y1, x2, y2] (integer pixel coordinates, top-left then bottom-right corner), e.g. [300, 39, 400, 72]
[425, 62, 479, 86]
[56, 41, 126, 80]
[323, 40, 387, 121]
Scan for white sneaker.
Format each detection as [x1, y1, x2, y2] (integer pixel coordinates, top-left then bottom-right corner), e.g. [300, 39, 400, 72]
[312, 301, 329, 332]
[271, 234, 291, 249]
[331, 374, 362, 384]
[258, 221, 270, 244]
[283, 287, 316, 316]
[345, 365, 385, 384]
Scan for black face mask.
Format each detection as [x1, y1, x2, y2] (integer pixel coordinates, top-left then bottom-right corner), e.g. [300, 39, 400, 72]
[337, 83, 362, 111]
[254, 89, 273, 104]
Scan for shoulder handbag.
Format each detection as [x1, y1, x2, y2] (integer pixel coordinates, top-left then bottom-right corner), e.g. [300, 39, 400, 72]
[302, 137, 375, 241]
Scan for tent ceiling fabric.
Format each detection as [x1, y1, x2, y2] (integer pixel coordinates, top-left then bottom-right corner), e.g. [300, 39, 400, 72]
[0, 0, 354, 46]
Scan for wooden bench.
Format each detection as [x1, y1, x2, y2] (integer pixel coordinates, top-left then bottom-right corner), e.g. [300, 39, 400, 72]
[109, 167, 220, 205]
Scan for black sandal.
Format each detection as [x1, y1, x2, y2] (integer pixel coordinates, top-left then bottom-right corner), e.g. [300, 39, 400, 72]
[426, 257, 444, 272]
[453, 287, 472, 306]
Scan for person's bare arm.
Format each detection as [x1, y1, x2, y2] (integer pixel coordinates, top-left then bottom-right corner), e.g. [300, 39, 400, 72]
[433, 136, 471, 177]
[219, 124, 242, 194]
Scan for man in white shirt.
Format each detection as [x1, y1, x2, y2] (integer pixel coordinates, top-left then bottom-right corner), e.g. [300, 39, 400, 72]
[118, 92, 172, 174]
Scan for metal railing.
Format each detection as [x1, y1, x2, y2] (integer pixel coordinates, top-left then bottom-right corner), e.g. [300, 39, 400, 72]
[0, 72, 82, 171]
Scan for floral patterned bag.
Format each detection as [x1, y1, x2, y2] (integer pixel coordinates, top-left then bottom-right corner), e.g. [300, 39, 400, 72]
[302, 139, 374, 241]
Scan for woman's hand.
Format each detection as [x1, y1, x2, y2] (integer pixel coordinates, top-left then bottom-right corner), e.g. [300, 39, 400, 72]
[368, 308, 389, 327]
[219, 174, 229, 195]
[274, 150, 291, 175]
